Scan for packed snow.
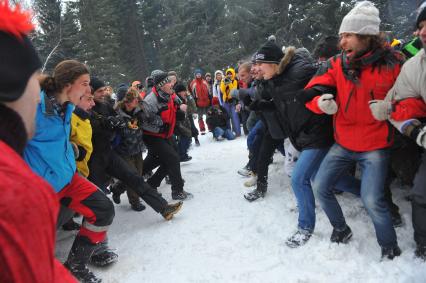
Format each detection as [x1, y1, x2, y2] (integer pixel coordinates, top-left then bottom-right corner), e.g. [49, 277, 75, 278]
[56, 133, 426, 283]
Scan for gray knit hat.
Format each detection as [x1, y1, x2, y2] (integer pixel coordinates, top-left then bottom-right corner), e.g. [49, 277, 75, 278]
[339, 1, 381, 35]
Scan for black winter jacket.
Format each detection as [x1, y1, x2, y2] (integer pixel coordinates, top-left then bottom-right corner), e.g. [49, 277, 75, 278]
[257, 47, 334, 151]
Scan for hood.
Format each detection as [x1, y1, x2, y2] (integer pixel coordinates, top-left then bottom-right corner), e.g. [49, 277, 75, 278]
[225, 68, 236, 80]
[277, 46, 314, 75]
[214, 70, 224, 77]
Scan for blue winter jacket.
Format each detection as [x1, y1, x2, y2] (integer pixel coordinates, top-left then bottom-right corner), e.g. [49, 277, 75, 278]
[24, 91, 76, 192]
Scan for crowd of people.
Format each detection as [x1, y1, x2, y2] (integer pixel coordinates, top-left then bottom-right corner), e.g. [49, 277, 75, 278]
[1, 0, 426, 282]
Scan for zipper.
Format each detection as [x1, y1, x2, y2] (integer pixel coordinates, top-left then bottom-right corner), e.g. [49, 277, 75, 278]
[344, 88, 354, 113]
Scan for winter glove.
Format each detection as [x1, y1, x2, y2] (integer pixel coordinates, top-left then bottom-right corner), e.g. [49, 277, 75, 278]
[414, 125, 426, 149]
[230, 88, 239, 99]
[318, 94, 338, 115]
[159, 123, 170, 134]
[105, 116, 126, 129]
[391, 118, 426, 149]
[368, 100, 392, 121]
[256, 99, 276, 111]
[179, 104, 187, 112]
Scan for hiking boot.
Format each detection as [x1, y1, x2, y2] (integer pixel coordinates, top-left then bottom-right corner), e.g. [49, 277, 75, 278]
[161, 202, 183, 220]
[330, 225, 352, 244]
[64, 236, 101, 283]
[391, 212, 403, 228]
[244, 173, 257, 187]
[130, 202, 146, 212]
[381, 245, 401, 260]
[285, 230, 312, 248]
[172, 190, 193, 200]
[90, 249, 118, 267]
[112, 192, 121, 204]
[195, 139, 200, 146]
[237, 167, 251, 177]
[180, 155, 192, 162]
[62, 218, 81, 231]
[415, 245, 426, 260]
[244, 189, 265, 202]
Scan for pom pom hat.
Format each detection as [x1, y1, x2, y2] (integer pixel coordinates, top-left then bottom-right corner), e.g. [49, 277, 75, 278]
[339, 1, 381, 35]
[0, 1, 41, 102]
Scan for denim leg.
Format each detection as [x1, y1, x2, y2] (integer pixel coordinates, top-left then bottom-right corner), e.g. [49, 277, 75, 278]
[313, 144, 355, 230]
[247, 120, 264, 151]
[178, 136, 191, 158]
[213, 127, 224, 139]
[291, 148, 329, 232]
[357, 149, 397, 248]
[230, 106, 241, 136]
[224, 129, 235, 140]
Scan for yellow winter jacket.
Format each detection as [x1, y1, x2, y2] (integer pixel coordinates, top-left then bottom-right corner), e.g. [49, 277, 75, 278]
[220, 68, 238, 103]
[70, 108, 93, 177]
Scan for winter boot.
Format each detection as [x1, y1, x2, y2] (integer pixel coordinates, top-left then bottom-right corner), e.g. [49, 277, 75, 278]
[161, 201, 183, 220]
[62, 218, 81, 231]
[110, 181, 125, 204]
[172, 190, 193, 201]
[415, 245, 426, 260]
[130, 201, 146, 212]
[330, 225, 352, 244]
[381, 245, 401, 260]
[244, 182, 267, 202]
[244, 173, 257, 187]
[391, 212, 403, 228]
[194, 138, 200, 146]
[238, 165, 251, 177]
[285, 230, 312, 248]
[64, 235, 102, 283]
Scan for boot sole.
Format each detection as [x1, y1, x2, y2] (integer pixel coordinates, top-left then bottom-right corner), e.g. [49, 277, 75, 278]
[163, 202, 183, 220]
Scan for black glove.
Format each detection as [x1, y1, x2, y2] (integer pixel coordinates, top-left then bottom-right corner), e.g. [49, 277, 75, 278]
[242, 95, 252, 106]
[105, 116, 126, 129]
[256, 99, 276, 111]
[159, 123, 170, 133]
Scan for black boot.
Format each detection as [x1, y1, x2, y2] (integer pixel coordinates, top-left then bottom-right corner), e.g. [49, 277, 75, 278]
[415, 245, 426, 260]
[90, 241, 118, 267]
[64, 236, 102, 283]
[330, 225, 352, 244]
[381, 245, 401, 260]
[244, 182, 267, 202]
[412, 200, 426, 259]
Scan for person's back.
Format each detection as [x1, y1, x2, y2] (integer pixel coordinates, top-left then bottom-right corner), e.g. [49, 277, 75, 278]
[0, 2, 76, 281]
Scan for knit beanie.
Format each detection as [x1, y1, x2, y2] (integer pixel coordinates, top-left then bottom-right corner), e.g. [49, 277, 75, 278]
[90, 77, 105, 93]
[194, 68, 202, 76]
[255, 41, 284, 64]
[339, 1, 380, 35]
[151, 70, 170, 87]
[416, 2, 426, 29]
[0, 2, 41, 102]
[116, 83, 128, 102]
[174, 83, 186, 94]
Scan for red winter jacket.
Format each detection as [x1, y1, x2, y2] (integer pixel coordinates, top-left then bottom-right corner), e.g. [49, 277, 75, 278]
[143, 87, 178, 139]
[305, 52, 402, 151]
[0, 141, 77, 283]
[190, 78, 210, 108]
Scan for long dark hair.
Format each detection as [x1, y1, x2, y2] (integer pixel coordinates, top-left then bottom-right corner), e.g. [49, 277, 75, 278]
[39, 60, 89, 96]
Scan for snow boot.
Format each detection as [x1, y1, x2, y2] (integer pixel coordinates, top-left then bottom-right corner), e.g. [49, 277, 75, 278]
[244, 173, 257, 187]
[238, 166, 251, 177]
[62, 218, 81, 231]
[180, 155, 192, 162]
[285, 230, 312, 248]
[330, 225, 352, 244]
[64, 235, 102, 283]
[130, 201, 146, 212]
[161, 201, 183, 220]
[195, 138, 200, 146]
[415, 245, 426, 260]
[172, 190, 193, 201]
[391, 212, 403, 228]
[244, 182, 266, 202]
[381, 245, 401, 260]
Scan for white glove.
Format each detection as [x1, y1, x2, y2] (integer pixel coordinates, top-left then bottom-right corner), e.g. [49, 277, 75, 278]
[389, 118, 419, 134]
[368, 100, 392, 121]
[317, 94, 338, 115]
[416, 125, 426, 149]
[179, 104, 187, 112]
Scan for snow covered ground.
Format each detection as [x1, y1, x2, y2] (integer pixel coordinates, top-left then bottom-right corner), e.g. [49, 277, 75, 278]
[57, 134, 426, 283]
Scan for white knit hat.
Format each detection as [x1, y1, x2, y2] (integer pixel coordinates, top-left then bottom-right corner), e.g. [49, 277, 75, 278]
[339, 1, 381, 35]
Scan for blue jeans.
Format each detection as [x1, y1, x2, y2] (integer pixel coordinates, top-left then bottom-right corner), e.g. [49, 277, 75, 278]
[213, 127, 235, 140]
[178, 136, 191, 158]
[291, 147, 360, 233]
[222, 102, 241, 136]
[313, 143, 397, 248]
[247, 120, 264, 151]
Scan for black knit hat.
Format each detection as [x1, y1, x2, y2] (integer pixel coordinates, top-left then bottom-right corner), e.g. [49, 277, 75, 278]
[174, 83, 186, 93]
[416, 2, 426, 29]
[151, 70, 170, 87]
[90, 77, 105, 93]
[116, 83, 129, 101]
[255, 41, 284, 64]
[0, 32, 41, 103]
